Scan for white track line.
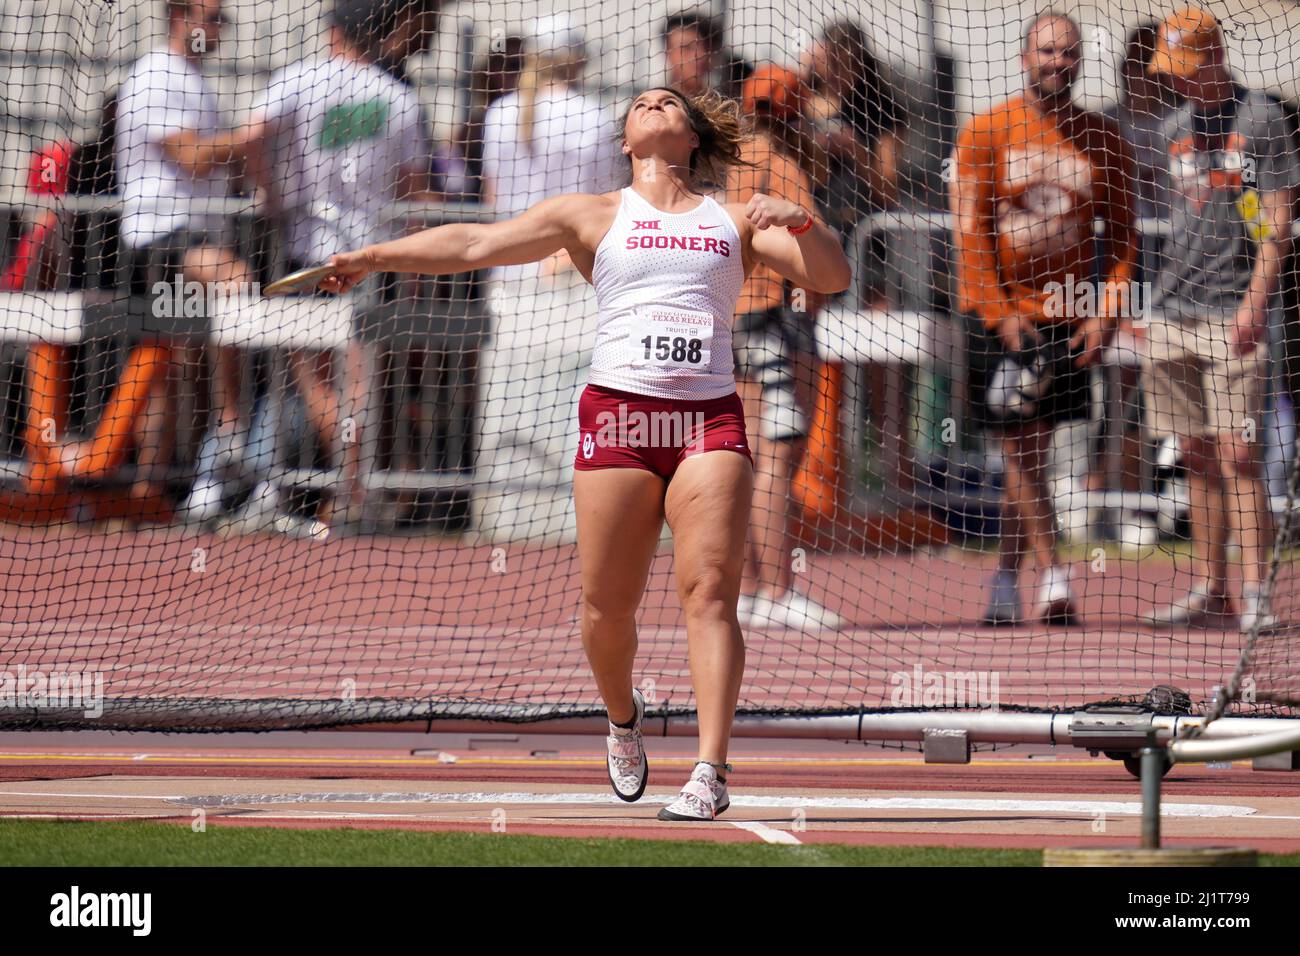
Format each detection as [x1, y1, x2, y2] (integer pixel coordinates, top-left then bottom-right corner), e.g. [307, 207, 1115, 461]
[0, 789, 1275, 818]
[729, 821, 802, 844]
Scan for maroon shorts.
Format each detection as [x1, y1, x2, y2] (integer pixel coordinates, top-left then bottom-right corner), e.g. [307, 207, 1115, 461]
[574, 384, 753, 481]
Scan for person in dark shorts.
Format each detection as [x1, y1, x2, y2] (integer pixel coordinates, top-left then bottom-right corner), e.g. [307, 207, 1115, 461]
[951, 13, 1137, 625]
[966, 318, 1093, 434]
[110, 0, 259, 514]
[727, 64, 840, 630]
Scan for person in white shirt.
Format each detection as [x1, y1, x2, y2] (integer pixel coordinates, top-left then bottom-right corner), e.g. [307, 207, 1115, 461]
[220, 0, 432, 534]
[110, 0, 255, 513]
[475, 14, 624, 541]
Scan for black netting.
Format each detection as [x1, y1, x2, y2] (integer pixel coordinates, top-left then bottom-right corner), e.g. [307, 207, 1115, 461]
[0, 1, 1296, 731]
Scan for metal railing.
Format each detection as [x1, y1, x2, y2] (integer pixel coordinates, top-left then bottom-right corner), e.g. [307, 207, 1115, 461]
[0, 196, 496, 530]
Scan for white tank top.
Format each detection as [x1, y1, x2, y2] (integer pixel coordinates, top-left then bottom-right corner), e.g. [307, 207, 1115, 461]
[589, 186, 745, 400]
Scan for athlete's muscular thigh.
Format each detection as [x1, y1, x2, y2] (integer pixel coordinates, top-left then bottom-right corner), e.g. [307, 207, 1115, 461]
[664, 451, 753, 610]
[575, 467, 666, 621]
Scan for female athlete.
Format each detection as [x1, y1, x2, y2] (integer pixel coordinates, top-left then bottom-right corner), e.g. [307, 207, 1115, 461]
[322, 87, 850, 820]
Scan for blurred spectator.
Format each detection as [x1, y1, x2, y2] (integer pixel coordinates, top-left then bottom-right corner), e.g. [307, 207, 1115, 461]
[376, 0, 439, 82]
[1140, 7, 1299, 631]
[473, 13, 622, 541]
[434, 35, 526, 201]
[221, 0, 432, 535]
[951, 12, 1136, 626]
[480, 13, 620, 279]
[728, 64, 839, 628]
[802, 21, 903, 212]
[1103, 21, 1182, 226]
[663, 9, 750, 103]
[106, 0, 256, 511]
[802, 20, 903, 304]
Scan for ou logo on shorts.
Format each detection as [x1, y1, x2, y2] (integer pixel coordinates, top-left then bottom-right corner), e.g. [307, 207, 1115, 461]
[582, 433, 595, 459]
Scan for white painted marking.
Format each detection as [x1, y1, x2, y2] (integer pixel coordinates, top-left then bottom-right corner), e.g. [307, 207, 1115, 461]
[0, 789, 1267, 819]
[729, 821, 802, 844]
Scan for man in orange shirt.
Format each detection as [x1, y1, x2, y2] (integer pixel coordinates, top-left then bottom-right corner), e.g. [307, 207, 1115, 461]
[951, 13, 1137, 625]
[728, 65, 838, 629]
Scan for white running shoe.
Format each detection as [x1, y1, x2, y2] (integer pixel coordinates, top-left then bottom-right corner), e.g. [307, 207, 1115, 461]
[769, 590, 842, 629]
[271, 512, 331, 541]
[179, 477, 226, 524]
[215, 481, 279, 536]
[742, 590, 842, 630]
[1034, 565, 1079, 626]
[1147, 584, 1234, 628]
[606, 688, 648, 802]
[658, 761, 730, 821]
[1241, 586, 1279, 633]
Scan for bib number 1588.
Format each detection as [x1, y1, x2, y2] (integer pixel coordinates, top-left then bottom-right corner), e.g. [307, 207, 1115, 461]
[640, 335, 704, 365]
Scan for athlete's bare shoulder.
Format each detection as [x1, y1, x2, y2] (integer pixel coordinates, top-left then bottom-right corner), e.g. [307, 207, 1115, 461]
[719, 201, 755, 238]
[546, 190, 622, 249]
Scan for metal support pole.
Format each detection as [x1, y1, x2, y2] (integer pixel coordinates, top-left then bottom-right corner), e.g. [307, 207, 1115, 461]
[1140, 732, 1162, 850]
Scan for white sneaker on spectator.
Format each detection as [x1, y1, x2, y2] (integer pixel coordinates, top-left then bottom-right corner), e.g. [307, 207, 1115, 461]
[216, 481, 279, 536]
[271, 512, 330, 540]
[1034, 565, 1079, 626]
[1241, 586, 1279, 633]
[657, 761, 730, 821]
[741, 591, 777, 628]
[736, 592, 756, 625]
[770, 589, 843, 630]
[179, 477, 225, 524]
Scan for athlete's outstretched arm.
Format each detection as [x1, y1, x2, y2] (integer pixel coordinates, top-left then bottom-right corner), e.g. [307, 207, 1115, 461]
[742, 195, 851, 294]
[321, 193, 601, 293]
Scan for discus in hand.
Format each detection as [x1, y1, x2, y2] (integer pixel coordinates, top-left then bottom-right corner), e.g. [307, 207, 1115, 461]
[262, 263, 337, 297]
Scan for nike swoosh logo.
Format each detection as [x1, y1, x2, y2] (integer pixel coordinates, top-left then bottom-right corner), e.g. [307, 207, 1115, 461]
[698, 224, 721, 230]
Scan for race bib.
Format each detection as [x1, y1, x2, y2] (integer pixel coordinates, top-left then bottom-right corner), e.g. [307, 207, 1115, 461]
[628, 307, 713, 369]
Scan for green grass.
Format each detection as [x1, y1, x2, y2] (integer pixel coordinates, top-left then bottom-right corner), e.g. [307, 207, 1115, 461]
[1, 820, 1297, 866]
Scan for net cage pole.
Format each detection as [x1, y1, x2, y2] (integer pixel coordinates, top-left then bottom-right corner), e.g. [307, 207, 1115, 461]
[12, 701, 1300, 751]
[1168, 433, 1300, 766]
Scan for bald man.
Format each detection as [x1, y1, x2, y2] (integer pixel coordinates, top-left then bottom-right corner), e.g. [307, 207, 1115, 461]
[952, 12, 1137, 626]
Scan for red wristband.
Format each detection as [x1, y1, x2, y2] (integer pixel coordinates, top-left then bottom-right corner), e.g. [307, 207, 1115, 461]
[787, 213, 814, 236]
